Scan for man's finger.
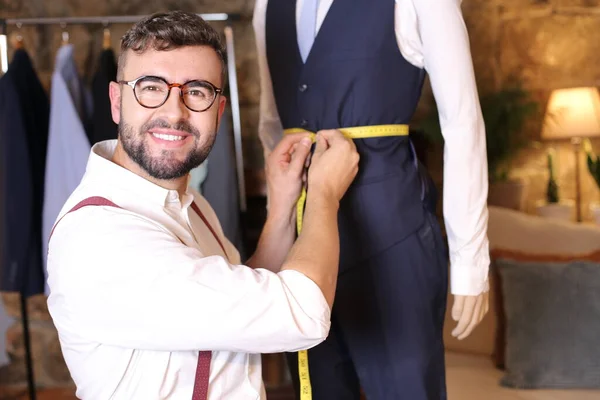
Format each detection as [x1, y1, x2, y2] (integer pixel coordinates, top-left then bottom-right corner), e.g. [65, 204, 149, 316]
[317, 129, 356, 151]
[305, 151, 313, 168]
[312, 134, 328, 162]
[272, 133, 312, 158]
[289, 137, 312, 174]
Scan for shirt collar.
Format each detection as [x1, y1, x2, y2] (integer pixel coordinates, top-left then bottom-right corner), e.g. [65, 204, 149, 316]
[86, 140, 193, 208]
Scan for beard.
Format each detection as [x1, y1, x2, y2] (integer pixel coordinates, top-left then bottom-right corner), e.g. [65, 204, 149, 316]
[118, 116, 216, 180]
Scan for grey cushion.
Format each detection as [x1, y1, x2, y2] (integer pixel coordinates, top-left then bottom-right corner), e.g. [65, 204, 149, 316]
[497, 258, 600, 389]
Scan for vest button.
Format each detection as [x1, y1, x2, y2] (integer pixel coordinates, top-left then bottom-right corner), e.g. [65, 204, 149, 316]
[300, 119, 308, 127]
[299, 84, 308, 92]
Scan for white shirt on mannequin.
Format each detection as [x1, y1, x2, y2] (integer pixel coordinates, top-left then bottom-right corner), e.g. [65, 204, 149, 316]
[253, 0, 490, 296]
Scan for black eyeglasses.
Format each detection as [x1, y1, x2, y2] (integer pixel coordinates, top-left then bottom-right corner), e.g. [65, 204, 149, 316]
[118, 75, 223, 112]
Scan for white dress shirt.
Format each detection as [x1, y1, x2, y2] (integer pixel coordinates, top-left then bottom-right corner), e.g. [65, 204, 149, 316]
[43, 44, 92, 295]
[253, 0, 490, 296]
[46, 140, 330, 400]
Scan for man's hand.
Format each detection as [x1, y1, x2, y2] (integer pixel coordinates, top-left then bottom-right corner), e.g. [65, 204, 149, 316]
[451, 292, 489, 340]
[281, 130, 359, 307]
[265, 133, 313, 220]
[307, 129, 360, 203]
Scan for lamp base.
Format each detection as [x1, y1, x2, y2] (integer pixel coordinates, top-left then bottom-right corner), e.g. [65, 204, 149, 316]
[572, 137, 583, 223]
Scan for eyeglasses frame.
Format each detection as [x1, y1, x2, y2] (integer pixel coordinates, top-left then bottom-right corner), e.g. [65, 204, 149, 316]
[117, 75, 223, 112]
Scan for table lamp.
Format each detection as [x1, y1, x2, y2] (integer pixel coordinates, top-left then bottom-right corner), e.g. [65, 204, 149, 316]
[541, 87, 600, 222]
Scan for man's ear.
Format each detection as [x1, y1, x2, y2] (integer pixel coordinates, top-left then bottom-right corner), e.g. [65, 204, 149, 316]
[217, 95, 227, 125]
[109, 81, 122, 124]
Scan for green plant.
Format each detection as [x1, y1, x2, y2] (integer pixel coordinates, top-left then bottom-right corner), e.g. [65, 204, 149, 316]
[584, 139, 600, 190]
[419, 83, 538, 183]
[546, 148, 559, 203]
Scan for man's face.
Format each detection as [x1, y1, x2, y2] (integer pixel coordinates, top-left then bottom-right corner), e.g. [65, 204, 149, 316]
[109, 45, 226, 180]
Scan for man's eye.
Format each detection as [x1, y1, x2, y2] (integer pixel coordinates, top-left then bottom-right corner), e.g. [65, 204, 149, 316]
[187, 90, 206, 97]
[142, 85, 161, 92]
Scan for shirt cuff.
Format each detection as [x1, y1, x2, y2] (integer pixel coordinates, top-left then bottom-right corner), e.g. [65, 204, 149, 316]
[450, 262, 490, 296]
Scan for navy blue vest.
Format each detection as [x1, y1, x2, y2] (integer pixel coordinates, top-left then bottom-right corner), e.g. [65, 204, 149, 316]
[266, 0, 429, 270]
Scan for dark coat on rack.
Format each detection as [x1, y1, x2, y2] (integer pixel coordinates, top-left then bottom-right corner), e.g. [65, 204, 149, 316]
[91, 48, 118, 144]
[0, 49, 49, 296]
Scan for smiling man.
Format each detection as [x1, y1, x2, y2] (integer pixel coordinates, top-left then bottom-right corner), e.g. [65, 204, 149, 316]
[46, 11, 359, 400]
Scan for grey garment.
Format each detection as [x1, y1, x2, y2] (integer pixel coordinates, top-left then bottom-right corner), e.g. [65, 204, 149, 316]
[189, 160, 208, 196]
[497, 258, 600, 389]
[0, 295, 13, 366]
[43, 44, 92, 295]
[201, 109, 245, 259]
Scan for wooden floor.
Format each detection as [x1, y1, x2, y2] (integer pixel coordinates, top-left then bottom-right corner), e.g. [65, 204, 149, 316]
[0, 387, 76, 400]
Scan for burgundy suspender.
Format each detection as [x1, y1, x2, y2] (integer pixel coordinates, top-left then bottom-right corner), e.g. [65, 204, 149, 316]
[49, 196, 225, 400]
[190, 202, 228, 258]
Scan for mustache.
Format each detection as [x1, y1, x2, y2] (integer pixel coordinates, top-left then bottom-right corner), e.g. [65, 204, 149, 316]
[141, 119, 200, 138]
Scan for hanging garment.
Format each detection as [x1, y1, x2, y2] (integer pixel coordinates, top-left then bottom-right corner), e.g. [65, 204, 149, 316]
[0, 49, 49, 297]
[42, 44, 92, 295]
[189, 159, 209, 196]
[0, 295, 13, 367]
[91, 48, 118, 144]
[201, 109, 245, 259]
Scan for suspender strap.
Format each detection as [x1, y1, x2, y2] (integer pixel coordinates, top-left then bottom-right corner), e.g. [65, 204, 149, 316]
[48, 196, 122, 240]
[190, 202, 228, 260]
[49, 196, 220, 400]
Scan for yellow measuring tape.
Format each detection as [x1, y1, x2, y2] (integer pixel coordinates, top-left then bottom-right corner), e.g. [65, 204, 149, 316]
[283, 124, 409, 400]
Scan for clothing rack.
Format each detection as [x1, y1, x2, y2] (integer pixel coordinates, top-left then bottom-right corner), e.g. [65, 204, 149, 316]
[0, 13, 245, 400]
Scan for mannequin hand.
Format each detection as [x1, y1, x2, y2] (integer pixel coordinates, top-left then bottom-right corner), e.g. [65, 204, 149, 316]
[451, 292, 489, 340]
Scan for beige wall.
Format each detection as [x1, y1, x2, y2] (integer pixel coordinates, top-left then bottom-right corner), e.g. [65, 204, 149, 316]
[456, 1, 600, 219]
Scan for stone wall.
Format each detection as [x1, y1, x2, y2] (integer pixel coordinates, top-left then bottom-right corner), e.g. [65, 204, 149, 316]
[2, 0, 600, 393]
[460, 0, 600, 217]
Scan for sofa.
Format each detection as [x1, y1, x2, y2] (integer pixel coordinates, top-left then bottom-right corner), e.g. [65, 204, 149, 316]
[442, 206, 600, 399]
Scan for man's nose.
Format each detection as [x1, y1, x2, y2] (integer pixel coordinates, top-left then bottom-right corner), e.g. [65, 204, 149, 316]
[158, 87, 188, 122]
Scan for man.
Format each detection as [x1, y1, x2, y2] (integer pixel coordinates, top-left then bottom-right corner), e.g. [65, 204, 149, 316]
[253, 0, 490, 399]
[46, 11, 359, 400]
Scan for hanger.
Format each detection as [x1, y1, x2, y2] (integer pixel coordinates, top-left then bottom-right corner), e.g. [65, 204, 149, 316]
[11, 22, 24, 50]
[61, 22, 69, 46]
[102, 23, 111, 50]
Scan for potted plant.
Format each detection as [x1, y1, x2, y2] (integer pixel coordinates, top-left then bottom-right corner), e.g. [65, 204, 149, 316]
[584, 139, 600, 224]
[419, 82, 538, 211]
[535, 147, 573, 221]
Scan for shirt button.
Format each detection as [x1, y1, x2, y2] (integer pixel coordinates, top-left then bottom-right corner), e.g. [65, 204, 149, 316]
[299, 84, 308, 92]
[300, 119, 308, 127]
[167, 191, 178, 202]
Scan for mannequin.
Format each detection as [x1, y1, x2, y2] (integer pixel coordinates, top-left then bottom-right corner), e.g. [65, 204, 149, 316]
[254, 0, 490, 398]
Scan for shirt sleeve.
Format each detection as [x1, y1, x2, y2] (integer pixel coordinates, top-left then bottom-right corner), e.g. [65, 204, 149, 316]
[46, 206, 331, 354]
[397, 0, 490, 295]
[253, 0, 284, 160]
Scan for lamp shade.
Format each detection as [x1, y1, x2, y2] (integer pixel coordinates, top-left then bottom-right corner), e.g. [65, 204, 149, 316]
[541, 87, 600, 140]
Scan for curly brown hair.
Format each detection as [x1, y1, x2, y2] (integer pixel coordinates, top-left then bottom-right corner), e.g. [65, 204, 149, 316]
[117, 10, 226, 85]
